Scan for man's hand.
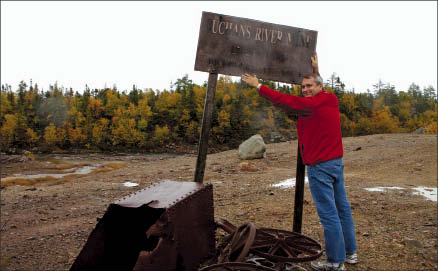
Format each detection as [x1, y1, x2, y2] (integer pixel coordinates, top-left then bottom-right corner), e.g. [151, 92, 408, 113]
[311, 52, 319, 76]
[241, 73, 259, 88]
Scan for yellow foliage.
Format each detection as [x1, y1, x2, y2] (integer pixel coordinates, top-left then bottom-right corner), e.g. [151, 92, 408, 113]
[340, 113, 355, 136]
[44, 123, 58, 147]
[244, 88, 261, 108]
[371, 106, 400, 133]
[26, 128, 40, 146]
[341, 93, 357, 114]
[223, 94, 231, 104]
[185, 121, 199, 141]
[68, 127, 87, 146]
[398, 100, 412, 124]
[155, 91, 182, 113]
[218, 109, 231, 127]
[120, 94, 129, 106]
[180, 109, 191, 123]
[356, 117, 375, 135]
[68, 106, 85, 127]
[373, 97, 385, 111]
[91, 118, 110, 146]
[138, 98, 153, 121]
[127, 103, 137, 118]
[153, 124, 170, 145]
[167, 92, 182, 108]
[87, 97, 104, 118]
[56, 127, 68, 145]
[105, 90, 124, 116]
[425, 120, 437, 135]
[0, 114, 18, 149]
[424, 110, 437, 134]
[111, 118, 142, 146]
[193, 85, 207, 120]
[0, 92, 11, 118]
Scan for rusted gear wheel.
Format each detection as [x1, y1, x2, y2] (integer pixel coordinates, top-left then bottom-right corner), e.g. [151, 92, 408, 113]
[199, 262, 277, 271]
[218, 222, 257, 263]
[216, 218, 237, 234]
[250, 228, 322, 263]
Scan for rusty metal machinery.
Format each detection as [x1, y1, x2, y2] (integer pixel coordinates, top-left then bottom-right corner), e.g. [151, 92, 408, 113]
[216, 219, 321, 263]
[218, 222, 257, 263]
[70, 180, 215, 271]
[208, 219, 322, 271]
[250, 228, 322, 263]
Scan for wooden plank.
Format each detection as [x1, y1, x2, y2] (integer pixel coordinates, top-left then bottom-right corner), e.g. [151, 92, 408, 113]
[293, 143, 306, 233]
[194, 72, 218, 183]
[195, 11, 317, 84]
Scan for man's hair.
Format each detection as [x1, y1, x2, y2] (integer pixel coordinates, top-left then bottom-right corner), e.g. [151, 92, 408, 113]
[302, 74, 323, 86]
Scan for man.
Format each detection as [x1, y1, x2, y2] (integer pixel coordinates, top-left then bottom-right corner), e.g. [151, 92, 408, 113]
[241, 54, 357, 271]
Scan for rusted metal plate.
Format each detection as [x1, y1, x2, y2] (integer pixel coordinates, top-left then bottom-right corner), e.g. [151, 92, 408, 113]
[70, 180, 215, 271]
[114, 179, 208, 208]
[134, 181, 215, 270]
[195, 11, 318, 84]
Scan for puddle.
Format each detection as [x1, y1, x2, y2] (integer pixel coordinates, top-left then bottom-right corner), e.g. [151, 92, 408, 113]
[3, 165, 99, 181]
[411, 187, 437, 202]
[123, 182, 139, 187]
[271, 177, 309, 189]
[364, 186, 437, 202]
[364, 187, 404, 192]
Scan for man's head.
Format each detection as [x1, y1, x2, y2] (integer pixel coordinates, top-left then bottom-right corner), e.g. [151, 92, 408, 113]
[301, 74, 323, 97]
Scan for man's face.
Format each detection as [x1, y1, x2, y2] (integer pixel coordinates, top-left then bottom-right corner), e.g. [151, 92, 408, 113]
[301, 77, 322, 97]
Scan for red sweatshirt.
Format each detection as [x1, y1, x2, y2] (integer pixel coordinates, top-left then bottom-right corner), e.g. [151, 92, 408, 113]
[258, 85, 343, 165]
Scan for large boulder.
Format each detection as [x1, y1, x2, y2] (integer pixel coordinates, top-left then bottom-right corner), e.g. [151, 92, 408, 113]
[238, 134, 266, 160]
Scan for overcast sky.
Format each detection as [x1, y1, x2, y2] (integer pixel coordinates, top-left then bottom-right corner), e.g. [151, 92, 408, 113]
[1, 1, 437, 94]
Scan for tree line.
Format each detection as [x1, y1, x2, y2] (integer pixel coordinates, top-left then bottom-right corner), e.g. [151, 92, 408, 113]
[1, 74, 437, 153]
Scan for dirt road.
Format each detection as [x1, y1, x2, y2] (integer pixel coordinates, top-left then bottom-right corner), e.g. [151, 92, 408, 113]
[1, 133, 437, 271]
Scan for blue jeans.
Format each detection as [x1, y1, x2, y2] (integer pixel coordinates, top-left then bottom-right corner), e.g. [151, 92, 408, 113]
[307, 158, 357, 263]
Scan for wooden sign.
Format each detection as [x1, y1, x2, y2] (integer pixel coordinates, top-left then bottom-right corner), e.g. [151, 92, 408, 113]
[194, 12, 318, 84]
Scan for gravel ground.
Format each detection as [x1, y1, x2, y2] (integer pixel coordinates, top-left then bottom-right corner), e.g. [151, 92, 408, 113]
[0, 133, 437, 271]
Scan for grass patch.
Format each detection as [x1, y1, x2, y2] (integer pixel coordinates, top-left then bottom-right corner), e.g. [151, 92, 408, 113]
[1, 176, 57, 187]
[1, 162, 128, 187]
[106, 163, 127, 170]
[47, 174, 81, 186]
[91, 167, 112, 174]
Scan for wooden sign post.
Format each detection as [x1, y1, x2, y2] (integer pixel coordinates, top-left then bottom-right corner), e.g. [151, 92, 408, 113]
[293, 144, 306, 233]
[194, 71, 218, 183]
[193, 11, 317, 233]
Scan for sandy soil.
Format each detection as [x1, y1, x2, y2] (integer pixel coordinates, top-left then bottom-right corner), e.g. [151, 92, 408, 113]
[0, 133, 437, 271]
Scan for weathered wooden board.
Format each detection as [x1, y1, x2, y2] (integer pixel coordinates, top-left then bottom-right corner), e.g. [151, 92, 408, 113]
[195, 12, 318, 84]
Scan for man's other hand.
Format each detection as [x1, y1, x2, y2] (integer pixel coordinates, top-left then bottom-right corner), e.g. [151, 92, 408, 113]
[311, 52, 319, 75]
[241, 73, 259, 88]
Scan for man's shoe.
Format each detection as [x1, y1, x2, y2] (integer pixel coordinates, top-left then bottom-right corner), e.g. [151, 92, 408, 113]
[311, 260, 345, 271]
[345, 253, 358, 264]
